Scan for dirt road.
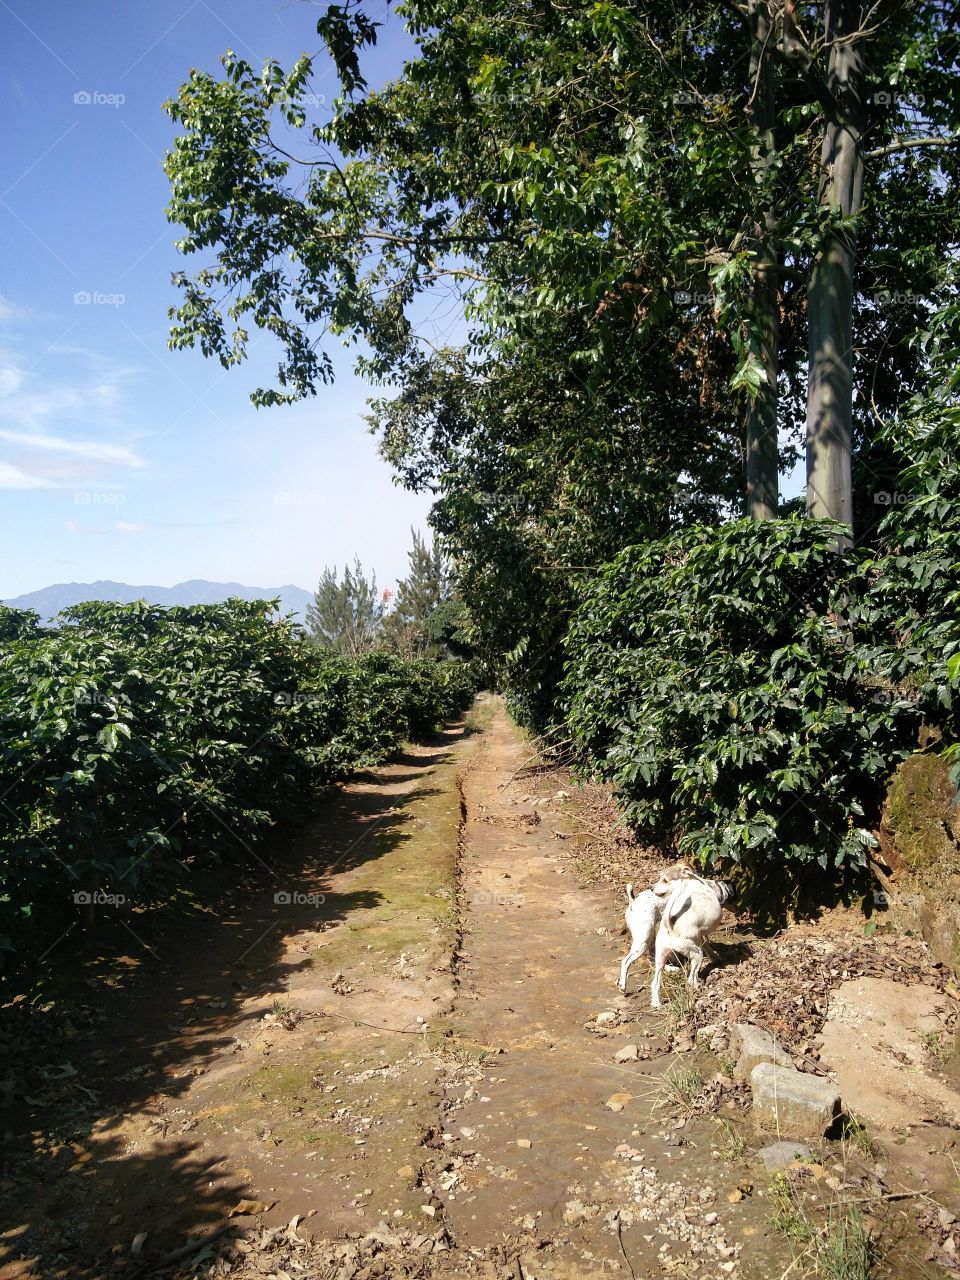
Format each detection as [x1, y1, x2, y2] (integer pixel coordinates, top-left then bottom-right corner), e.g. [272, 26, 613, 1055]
[1, 722, 470, 1277]
[437, 699, 785, 1279]
[2, 698, 951, 1279]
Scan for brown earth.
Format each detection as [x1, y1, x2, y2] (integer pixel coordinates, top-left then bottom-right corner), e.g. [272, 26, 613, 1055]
[0, 724, 470, 1278]
[1, 697, 958, 1280]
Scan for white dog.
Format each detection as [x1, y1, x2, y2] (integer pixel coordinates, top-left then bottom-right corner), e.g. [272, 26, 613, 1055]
[650, 875, 735, 1009]
[617, 867, 691, 992]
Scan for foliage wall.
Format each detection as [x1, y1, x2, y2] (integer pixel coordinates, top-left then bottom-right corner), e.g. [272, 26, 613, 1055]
[0, 599, 475, 985]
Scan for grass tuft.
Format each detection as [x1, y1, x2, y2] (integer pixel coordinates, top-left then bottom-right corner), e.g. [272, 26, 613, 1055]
[918, 1029, 950, 1064]
[650, 1061, 704, 1118]
[713, 1117, 747, 1162]
[770, 1173, 876, 1279]
[841, 1114, 878, 1160]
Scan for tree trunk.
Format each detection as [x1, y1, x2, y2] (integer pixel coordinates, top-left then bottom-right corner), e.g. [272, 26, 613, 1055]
[805, 0, 865, 534]
[745, 0, 780, 521]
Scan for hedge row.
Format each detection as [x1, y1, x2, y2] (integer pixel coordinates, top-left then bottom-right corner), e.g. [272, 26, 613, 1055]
[0, 599, 476, 979]
[563, 514, 959, 902]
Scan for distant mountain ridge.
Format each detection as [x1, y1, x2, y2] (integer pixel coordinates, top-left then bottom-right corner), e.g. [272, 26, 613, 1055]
[3, 579, 314, 624]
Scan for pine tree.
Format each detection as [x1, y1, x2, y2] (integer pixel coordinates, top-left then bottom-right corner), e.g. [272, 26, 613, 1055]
[381, 530, 450, 657]
[306, 558, 383, 655]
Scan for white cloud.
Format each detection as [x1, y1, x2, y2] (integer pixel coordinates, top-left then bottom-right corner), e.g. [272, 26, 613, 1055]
[66, 518, 146, 536]
[0, 336, 145, 488]
[0, 462, 52, 489]
[0, 296, 27, 327]
[0, 366, 24, 396]
[0, 428, 144, 468]
[0, 304, 152, 541]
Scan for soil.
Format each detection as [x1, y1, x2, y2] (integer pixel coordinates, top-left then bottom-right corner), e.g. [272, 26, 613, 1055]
[1, 697, 958, 1280]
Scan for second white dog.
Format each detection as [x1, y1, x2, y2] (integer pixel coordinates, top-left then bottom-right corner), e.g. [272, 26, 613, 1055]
[650, 875, 735, 1008]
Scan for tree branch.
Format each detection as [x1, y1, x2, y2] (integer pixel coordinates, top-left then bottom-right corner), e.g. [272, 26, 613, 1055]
[864, 135, 958, 159]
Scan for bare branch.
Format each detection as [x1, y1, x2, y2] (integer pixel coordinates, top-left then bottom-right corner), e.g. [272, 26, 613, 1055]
[865, 136, 959, 160]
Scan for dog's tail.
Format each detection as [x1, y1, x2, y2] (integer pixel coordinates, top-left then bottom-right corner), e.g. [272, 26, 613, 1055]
[625, 882, 636, 903]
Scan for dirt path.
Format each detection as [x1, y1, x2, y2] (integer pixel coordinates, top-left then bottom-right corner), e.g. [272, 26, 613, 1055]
[4, 699, 954, 1279]
[0, 722, 476, 1278]
[433, 701, 790, 1280]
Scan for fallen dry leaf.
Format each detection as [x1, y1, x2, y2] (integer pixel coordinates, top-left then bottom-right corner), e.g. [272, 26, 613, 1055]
[229, 1198, 277, 1217]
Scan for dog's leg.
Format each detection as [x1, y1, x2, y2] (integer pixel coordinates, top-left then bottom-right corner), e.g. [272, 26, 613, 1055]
[619, 945, 643, 992]
[650, 934, 669, 1008]
[650, 960, 662, 1009]
[687, 943, 706, 988]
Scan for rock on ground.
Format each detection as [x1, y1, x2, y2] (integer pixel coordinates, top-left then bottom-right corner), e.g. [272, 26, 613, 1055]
[755, 1141, 813, 1171]
[750, 1063, 841, 1140]
[730, 1023, 793, 1080]
[816, 976, 959, 1130]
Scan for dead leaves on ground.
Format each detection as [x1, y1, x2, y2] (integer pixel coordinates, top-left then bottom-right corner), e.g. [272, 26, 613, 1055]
[685, 932, 947, 1068]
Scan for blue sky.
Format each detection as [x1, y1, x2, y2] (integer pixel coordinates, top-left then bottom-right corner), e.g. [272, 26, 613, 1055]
[0, 0, 440, 599]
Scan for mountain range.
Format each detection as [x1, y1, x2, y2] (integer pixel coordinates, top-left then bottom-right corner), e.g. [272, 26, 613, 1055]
[3, 579, 315, 624]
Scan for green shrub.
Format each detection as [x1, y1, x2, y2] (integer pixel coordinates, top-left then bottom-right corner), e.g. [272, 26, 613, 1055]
[0, 600, 475, 983]
[563, 519, 924, 895]
[855, 418, 960, 750]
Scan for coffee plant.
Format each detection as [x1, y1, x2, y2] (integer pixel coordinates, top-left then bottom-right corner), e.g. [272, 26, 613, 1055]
[563, 519, 938, 899]
[0, 599, 475, 982]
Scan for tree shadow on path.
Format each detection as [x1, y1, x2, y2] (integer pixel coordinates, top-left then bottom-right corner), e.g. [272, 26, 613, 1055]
[0, 724, 466, 1279]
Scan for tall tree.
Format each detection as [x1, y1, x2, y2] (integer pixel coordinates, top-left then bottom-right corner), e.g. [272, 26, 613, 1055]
[393, 530, 449, 632]
[164, 0, 958, 543]
[804, 0, 866, 530]
[380, 529, 451, 656]
[306, 559, 383, 655]
[744, 0, 780, 520]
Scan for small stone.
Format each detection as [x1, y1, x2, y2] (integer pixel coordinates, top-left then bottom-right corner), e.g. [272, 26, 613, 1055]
[756, 1141, 813, 1171]
[615, 1044, 640, 1063]
[606, 1092, 631, 1112]
[420, 1205, 436, 1218]
[459, 1127, 475, 1138]
[397, 1165, 415, 1179]
[750, 1064, 842, 1140]
[596, 1011, 619, 1026]
[516, 1138, 532, 1149]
